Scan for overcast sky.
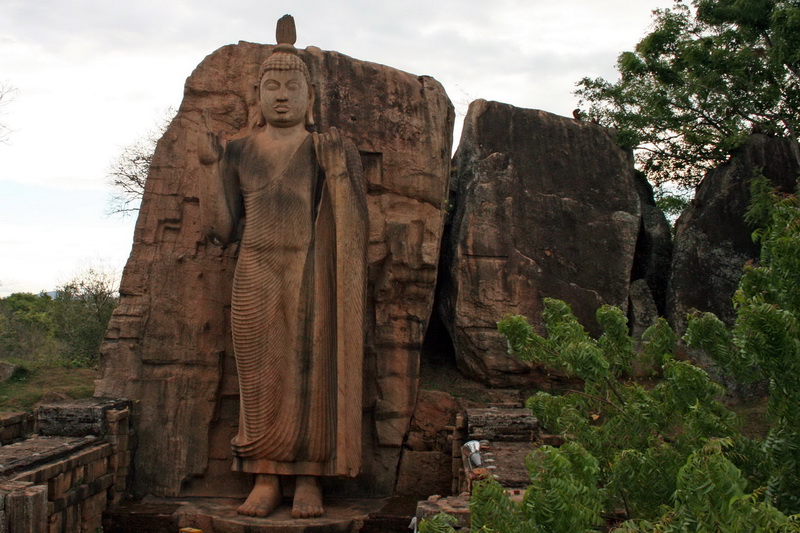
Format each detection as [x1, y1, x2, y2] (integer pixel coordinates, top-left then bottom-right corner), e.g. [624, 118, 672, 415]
[0, 0, 673, 296]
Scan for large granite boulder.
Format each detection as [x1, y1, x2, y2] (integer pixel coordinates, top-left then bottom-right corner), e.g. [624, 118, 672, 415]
[440, 99, 643, 386]
[667, 134, 799, 332]
[94, 41, 453, 498]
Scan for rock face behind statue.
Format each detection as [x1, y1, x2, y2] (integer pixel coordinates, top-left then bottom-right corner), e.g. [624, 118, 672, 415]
[440, 99, 644, 387]
[94, 41, 453, 498]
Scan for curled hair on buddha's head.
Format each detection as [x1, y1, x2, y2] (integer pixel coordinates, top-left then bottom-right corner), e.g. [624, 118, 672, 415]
[258, 15, 312, 88]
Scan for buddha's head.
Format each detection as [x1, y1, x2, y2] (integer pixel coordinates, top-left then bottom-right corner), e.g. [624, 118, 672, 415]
[257, 15, 314, 129]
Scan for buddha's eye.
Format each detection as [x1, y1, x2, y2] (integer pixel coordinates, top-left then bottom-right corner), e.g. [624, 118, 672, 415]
[287, 81, 300, 91]
[262, 80, 280, 90]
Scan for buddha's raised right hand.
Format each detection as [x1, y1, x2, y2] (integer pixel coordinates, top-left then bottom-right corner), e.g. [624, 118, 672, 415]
[312, 127, 348, 182]
[198, 110, 226, 165]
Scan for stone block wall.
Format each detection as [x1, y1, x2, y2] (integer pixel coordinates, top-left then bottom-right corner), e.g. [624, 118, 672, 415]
[395, 390, 460, 498]
[0, 412, 34, 445]
[0, 399, 133, 532]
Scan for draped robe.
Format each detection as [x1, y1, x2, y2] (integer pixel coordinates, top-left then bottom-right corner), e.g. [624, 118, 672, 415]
[216, 133, 367, 478]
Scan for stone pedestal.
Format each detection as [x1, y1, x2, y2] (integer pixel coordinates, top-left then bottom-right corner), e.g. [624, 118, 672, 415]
[106, 497, 390, 533]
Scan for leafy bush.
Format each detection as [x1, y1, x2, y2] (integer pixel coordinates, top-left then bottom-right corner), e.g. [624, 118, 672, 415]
[51, 267, 118, 366]
[617, 439, 799, 532]
[418, 443, 603, 533]
[500, 301, 748, 521]
[0, 292, 60, 362]
[420, 179, 800, 531]
[685, 175, 800, 514]
[0, 267, 118, 367]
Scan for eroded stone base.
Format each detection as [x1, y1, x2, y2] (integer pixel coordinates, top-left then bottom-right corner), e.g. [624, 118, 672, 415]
[108, 497, 389, 533]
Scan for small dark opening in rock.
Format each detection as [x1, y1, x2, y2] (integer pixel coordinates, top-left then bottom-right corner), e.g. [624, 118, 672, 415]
[420, 304, 456, 373]
[421, 192, 458, 378]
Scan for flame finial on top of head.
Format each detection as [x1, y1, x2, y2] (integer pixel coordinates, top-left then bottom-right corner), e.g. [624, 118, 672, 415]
[276, 14, 297, 46]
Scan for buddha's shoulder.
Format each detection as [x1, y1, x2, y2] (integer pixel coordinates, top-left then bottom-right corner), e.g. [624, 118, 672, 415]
[226, 136, 251, 154]
[223, 135, 265, 165]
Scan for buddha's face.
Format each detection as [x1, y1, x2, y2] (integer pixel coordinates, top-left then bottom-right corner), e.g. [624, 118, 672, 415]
[259, 69, 311, 128]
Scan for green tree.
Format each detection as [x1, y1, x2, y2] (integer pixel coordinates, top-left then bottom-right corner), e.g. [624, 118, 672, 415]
[420, 181, 800, 531]
[686, 176, 800, 513]
[0, 292, 58, 360]
[0, 268, 119, 367]
[576, 0, 800, 191]
[499, 302, 746, 521]
[51, 267, 118, 366]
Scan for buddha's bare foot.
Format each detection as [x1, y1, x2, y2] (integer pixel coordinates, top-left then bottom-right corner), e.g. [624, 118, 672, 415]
[238, 474, 282, 517]
[291, 475, 324, 518]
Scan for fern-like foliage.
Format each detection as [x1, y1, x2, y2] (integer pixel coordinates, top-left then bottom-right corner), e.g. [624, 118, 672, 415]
[615, 439, 800, 532]
[500, 301, 744, 521]
[521, 443, 604, 532]
[500, 301, 610, 386]
[426, 178, 800, 531]
[418, 512, 458, 533]
[417, 444, 605, 532]
[469, 478, 531, 532]
[687, 176, 800, 514]
[597, 305, 635, 377]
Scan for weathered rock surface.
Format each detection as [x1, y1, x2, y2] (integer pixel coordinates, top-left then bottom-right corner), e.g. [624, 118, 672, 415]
[37, 398, 130, 438]
[631, 172, 673, 316]
[94, 41, 453, 498]
[466, 407, 538, 442]
[403, 390, 459, 453]
[440, 99, 642, 386]
[396, 390, 460, 498]
[628, 278, 660, 342]
[395, 451, 453, 497]
[0, 361, 20, 382]
[667, 134, 799, 331]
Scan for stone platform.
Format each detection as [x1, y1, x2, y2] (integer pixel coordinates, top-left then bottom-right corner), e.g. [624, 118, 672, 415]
[106, 497, 404, 533]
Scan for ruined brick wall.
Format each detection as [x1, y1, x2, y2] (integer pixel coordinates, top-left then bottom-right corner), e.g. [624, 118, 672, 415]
[0, 412, 33, 445]
[0, 399, 134, 532]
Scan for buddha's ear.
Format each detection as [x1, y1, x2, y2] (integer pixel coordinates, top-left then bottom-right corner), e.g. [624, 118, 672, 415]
[306, 83, 316, 128]
[252, 82, 265, 128]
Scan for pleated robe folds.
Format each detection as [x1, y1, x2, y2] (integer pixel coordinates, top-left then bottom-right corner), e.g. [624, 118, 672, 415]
[221, 134, 367, 478]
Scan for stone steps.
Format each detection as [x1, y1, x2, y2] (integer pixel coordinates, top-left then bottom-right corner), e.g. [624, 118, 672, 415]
[417, 404, 541, 529]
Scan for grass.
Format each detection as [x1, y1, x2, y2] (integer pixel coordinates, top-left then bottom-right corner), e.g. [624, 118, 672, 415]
[0, 359, 97, 412]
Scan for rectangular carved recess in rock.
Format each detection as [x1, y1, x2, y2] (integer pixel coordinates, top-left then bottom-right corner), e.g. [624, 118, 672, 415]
[361, 152, 383, 190]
